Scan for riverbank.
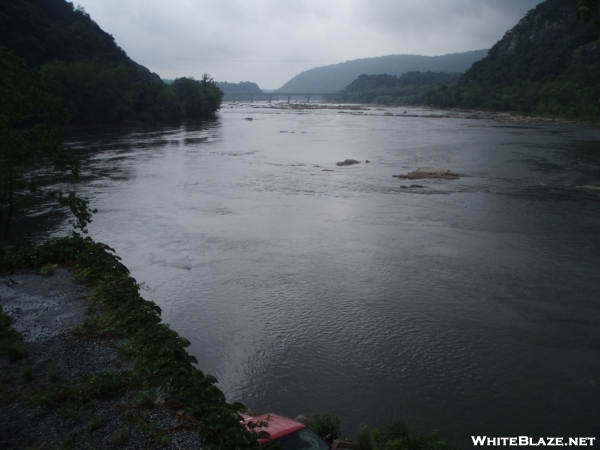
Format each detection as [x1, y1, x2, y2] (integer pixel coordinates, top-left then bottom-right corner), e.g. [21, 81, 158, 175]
[0, 268, 205, 449]
[0, 234, 260, 449]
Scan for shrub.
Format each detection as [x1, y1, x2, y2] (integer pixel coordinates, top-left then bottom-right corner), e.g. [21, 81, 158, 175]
[357, 424, 373, 450]
[371, 420, 451, 450]
[311, 414, 341, 440]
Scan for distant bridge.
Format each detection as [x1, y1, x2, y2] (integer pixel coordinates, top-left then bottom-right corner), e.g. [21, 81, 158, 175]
[222, 92, 350, 103]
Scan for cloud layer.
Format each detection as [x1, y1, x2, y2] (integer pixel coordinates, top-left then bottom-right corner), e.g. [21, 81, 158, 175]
[76, 0, 543, 88]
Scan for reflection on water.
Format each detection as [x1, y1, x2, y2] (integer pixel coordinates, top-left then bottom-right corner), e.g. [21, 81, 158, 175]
[21, 105, 600, 446]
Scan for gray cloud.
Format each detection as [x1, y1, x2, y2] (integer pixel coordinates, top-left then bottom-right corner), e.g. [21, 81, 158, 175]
[76, 0, 544, 88]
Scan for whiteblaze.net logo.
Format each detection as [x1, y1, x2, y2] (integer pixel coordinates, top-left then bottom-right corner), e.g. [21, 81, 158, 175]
[471, 437, 596, 447]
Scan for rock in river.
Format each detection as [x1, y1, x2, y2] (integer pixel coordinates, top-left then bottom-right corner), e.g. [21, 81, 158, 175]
[395, 167, 469, 180]
[336, 159, 361, 166]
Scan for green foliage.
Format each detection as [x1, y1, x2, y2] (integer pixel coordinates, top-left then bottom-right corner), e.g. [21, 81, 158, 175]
[358, 424, 373, 450]
[49, 191, 97, 233]
[370, 420, 452, 450]
[85, 415, 105, 433]
[0, 233, 264, 449]
[216, 81, 263, 94]
[137, 389, 157, 407]
[110, 427, 129, 446]
[40, 59, 201, 124]
[0, 46, 95, 246]
[0, 305, 28, 360]
[311, 414, 341, 440]
[171, 74, 224, 120]
[60, 435, 76, 450]
[47, 361, 60, 382]
[41, 59, 137, 124]
[39, 262, 57, 275]
[577, 0, 600, 22]
[7, 344, 28, 361]
[40, 59, 222, 124]
[33, 406, 50, 417]
[22, 365, 34, 381]
[338, 72, 461, 106]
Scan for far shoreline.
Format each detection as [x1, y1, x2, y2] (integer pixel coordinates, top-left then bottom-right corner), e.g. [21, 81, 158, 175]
[225, 100, 600, 127]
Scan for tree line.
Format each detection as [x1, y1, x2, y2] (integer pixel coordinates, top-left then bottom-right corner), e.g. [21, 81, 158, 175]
[335, 72, 461, 106]
[41, 59, 223, 124]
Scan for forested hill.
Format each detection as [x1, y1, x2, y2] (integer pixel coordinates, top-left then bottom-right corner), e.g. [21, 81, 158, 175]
[0, 0, 222, 124]
[216, 81, 263, 94]
[0, 0, 143, 72]
[423, 0, 600, 120]
[338, 72, 462, 105]
[276, 50, 488, 93]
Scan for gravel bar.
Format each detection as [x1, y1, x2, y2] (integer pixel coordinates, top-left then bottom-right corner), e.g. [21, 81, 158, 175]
[0, 268, 204, 449]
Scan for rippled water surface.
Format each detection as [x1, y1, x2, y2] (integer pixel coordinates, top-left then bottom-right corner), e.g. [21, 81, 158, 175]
[48, 105, 600, 445]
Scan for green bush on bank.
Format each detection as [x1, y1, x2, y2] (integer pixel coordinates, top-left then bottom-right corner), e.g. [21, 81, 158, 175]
[357, 420, 454, 450]
[312, 414, 342, 440]
[0, 305, 27, 361]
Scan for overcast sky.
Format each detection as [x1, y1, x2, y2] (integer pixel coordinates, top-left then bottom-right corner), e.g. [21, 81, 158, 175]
[75, 0, 544, 89]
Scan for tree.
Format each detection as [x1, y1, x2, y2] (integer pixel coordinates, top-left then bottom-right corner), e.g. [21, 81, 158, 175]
[0, 47, 93, 248]
[578, 0, 600, 31]
[578, 0, 599, 19]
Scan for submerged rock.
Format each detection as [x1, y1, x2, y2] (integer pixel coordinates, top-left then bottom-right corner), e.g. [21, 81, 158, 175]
[336, 159, 361, 166]
[396, 168, 469, 180]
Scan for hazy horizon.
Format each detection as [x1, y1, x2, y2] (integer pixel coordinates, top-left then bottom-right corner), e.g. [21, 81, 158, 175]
[74, 0, 544, 89]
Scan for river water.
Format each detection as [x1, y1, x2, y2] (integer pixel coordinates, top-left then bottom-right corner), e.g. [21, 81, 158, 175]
[39, 104, 600, 446]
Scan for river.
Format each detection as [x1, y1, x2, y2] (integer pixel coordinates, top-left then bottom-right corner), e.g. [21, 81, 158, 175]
[32, 104, 600, 446]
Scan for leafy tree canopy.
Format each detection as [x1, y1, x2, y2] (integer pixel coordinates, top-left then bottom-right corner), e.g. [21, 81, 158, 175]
[577, 0, 600, 22]
[333, 71, 461, 106]
[0, 47, 94, 247]
[216, 81, 263, 94]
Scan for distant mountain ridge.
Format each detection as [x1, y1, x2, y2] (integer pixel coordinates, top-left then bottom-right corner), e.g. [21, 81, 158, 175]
[276, 50, 488, 93]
